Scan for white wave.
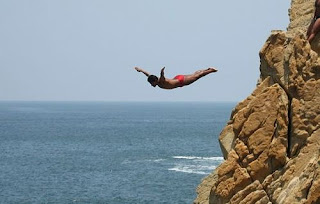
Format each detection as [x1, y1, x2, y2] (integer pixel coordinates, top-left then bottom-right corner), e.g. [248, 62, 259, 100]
[169, 167, 207, 175]
[195, 165, 217, 170]
[168, 156, 223, 175]
[121, 159, 132, 164]
[153, 159, 166, 162]
[173, 156, 224, 161]
[122, 158, 167, 164]
[168, 165, 217, 175]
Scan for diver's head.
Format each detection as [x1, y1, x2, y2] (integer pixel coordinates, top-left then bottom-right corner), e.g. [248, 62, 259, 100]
[147, 75, 159, 87]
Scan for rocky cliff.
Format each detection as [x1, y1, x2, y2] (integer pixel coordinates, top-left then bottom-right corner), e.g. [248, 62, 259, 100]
[194, 0, 320, 203]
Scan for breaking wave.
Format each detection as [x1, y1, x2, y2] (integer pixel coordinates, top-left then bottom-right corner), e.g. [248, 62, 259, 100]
[172, 156, 224, 161]
[168, 165, 217, 175]
[168, 156, 224, 175]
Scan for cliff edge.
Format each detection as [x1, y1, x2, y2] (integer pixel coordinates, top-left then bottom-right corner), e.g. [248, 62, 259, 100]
[194, 0, 320, 203]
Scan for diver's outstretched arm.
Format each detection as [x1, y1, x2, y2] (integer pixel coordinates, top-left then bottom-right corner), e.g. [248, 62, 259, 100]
[160, 67, 165, 80]
[135, 67, 150, 77]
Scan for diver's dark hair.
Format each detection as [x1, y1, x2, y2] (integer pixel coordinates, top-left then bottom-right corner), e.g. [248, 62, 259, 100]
[147, 75, 158, 84]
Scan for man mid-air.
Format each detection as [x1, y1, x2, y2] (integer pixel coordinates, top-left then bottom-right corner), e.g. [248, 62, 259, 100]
[134, 67, 217, 89]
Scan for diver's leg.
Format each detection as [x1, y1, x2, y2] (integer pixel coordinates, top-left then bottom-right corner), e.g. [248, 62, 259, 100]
[183, 68, 217, 86]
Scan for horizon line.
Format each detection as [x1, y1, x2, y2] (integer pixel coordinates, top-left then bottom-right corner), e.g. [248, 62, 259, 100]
[0, 100, 239, 103]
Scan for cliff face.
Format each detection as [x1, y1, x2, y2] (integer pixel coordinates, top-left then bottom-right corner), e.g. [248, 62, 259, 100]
[194, 1, 320, 203]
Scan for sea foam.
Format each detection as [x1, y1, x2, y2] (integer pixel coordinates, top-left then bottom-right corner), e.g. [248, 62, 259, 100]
[168, 156, 224, 175]
[173, 156, 224, 161]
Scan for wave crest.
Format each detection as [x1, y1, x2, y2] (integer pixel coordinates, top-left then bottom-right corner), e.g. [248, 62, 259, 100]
[172, 156, 224, 161]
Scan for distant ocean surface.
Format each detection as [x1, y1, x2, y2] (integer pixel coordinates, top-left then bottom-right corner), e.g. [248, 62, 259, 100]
[0, 102, 235, 204]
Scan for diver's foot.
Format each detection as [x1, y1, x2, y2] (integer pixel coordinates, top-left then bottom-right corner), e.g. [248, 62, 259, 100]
[135, 67, 141, 72]
[207, 67, 218, 72]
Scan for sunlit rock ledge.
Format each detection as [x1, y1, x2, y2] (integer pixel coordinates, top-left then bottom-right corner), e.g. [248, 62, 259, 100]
[194, 0, 320, 203]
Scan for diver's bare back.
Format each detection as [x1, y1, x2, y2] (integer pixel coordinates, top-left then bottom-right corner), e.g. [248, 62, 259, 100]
[157, 78, 179, 89]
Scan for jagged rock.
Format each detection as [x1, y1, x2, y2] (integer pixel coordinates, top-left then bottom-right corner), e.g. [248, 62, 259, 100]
[202, 81, 289, 204]
[263, 129, 320, 203]
[194, 171, 219, 204]
[194, 0, 320, 203]
[288, 0, 320, 53]
[288, 0, 314, 35]
[228, 181, 271, 204]
[219, 125, 236, 159]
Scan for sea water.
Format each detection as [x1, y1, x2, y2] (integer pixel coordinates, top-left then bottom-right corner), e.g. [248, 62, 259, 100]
[0, 102, 235, 204]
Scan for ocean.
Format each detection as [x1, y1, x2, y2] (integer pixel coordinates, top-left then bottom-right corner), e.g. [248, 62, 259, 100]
[0, 102, 235, 204]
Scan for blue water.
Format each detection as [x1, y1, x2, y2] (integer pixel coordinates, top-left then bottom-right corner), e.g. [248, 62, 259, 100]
[0, 102, 235, 204]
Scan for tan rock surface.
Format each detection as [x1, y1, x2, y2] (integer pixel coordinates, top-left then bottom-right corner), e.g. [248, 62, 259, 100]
[195, 0, 320, 203]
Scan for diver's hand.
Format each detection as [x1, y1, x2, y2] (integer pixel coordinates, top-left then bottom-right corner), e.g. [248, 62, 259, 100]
[135, 67, 142, 72]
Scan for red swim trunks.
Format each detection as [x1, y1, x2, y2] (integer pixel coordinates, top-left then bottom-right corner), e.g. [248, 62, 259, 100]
[174, 75, 185, 87]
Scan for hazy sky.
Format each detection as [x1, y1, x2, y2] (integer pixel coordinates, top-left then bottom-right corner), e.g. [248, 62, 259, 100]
[0, 0, 291, 102]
